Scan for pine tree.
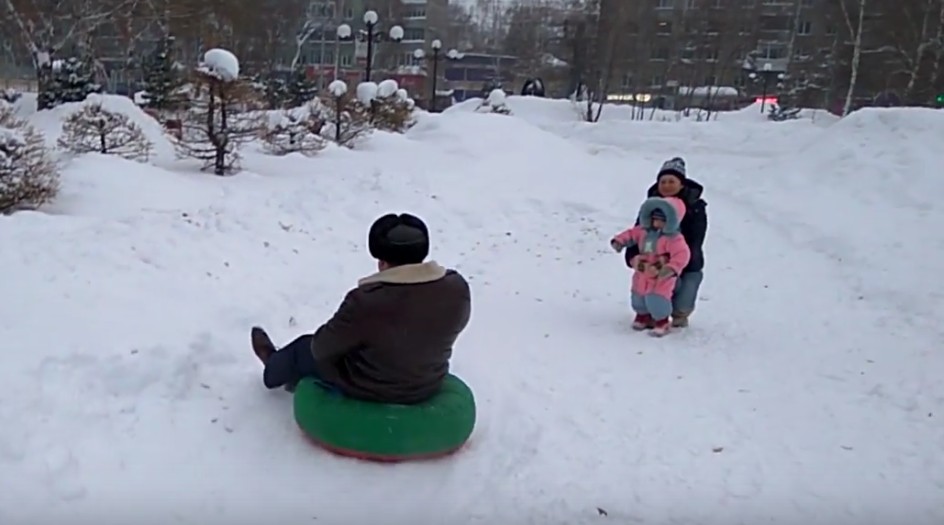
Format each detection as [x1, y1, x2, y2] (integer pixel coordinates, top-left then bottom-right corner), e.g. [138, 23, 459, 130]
[286, 65, 318, 108]
[141, 35, 185, 112]
[37, 56, 102, 110]
[262, 74, 290, 109]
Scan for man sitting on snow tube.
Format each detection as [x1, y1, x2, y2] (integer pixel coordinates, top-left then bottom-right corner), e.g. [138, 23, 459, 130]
[249, 212, 472, 405]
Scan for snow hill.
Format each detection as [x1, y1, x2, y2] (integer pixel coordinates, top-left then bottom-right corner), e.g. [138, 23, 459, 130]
[1, 94, 942, 525]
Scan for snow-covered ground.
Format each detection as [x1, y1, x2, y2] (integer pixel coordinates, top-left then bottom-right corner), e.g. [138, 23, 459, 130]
[1, 94, 942, 524]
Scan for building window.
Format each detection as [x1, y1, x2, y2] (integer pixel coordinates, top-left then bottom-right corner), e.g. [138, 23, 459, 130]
[315, 2, 333, 18]
[344, 7, 354, 18]
[704, 75, 717, 85]
[704, 47, 719, 61]
[651, 47, 669, 60]
[341, 54, 352, 66]
[656, 0, 673, 9]
[796, 20, 812, 35]
[757, 42, 786, 59]
[656, 21, 672, 34]
[622, 72, 634, 87]
[651, 75, 664, 86]
[685, 0, 696, 8]
[825, 24, 836, 35]
[404, 7, 426, 18]
[402, 27, 425, 41]
[680, 47, 695, 60]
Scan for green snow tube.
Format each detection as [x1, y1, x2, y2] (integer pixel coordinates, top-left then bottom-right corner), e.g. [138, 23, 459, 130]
[292, 374, 476, 462]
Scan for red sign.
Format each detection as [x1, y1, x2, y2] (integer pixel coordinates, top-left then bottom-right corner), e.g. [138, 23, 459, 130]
[386, 73, 425, 93]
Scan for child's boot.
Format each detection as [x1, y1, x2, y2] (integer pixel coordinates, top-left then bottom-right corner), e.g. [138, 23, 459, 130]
[671, 311, 690, 328]
[632, 313, 654, 330]
[650, 318, 671, 337]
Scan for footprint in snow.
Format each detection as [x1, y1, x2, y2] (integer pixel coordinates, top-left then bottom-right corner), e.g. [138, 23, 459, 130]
[43, 444, 87, 502]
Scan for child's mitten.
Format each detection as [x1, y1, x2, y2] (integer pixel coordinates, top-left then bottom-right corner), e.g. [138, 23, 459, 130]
[657, 266, 677, 279]
[610, 238, 623, 252]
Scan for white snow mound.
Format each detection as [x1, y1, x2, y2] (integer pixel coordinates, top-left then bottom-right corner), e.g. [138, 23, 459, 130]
[200, 48, 240, 81]
[328, 80, 347, 97]
[377, 79, 399, 98]
[356, 82, 378, 105]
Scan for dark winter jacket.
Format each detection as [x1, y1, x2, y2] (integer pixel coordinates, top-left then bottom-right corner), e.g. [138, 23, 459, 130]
[625, 178, 708, 274]
[309, 261, 472, 404]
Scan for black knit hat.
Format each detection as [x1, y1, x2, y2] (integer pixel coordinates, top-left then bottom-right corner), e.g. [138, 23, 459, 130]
[650, 207, 667, 221]
[368, 213, 430, 265]
[657, 156, 686, 180]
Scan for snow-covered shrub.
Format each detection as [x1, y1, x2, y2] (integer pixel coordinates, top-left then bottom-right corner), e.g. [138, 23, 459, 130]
[1, 88, 21, 104]
[262, 99, 327, 156]
[372, 80, 415, 133]
[172, 48, 262, 175]
[57, 99, 154, 162]
[476, 89, 511, 115]
[0, 105, 59, 213]
[321, 80, 372, 148]
[768, 104, 802, 122]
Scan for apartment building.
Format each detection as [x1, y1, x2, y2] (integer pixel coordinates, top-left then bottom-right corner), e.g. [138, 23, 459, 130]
[601, 0, 880, 109]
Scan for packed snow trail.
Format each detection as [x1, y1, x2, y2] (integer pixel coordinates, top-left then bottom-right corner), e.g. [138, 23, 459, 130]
[0, 96, 941, 524]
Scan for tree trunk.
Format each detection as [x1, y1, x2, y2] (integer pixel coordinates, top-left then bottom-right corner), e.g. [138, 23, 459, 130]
[840, 0, 867, 116]
[928, 0, 944, 99]
[903, 0, 935, 102]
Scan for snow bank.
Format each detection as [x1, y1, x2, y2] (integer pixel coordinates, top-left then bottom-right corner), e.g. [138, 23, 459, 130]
[21, 93, 176, 163]
[449, 94, 837, 129]
[725, 106, 944, 330]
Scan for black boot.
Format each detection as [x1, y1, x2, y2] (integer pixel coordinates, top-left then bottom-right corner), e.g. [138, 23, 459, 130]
[251, 326, 276, 364]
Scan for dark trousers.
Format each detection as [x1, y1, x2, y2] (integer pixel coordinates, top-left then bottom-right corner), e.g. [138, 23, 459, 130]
[263, 334, 323, 390]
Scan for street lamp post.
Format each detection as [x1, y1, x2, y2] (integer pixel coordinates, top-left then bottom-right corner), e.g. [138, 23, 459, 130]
[413, 40, 462, 112]
[336, 10, 404, 83]
[748, 62, 786, 113]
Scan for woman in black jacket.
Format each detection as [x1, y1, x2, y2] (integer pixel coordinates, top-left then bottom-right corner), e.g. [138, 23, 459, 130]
[624, 157, 708, 327]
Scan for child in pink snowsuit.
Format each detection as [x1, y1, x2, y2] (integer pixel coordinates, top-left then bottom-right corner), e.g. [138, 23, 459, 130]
[610, 197, 692, 336]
